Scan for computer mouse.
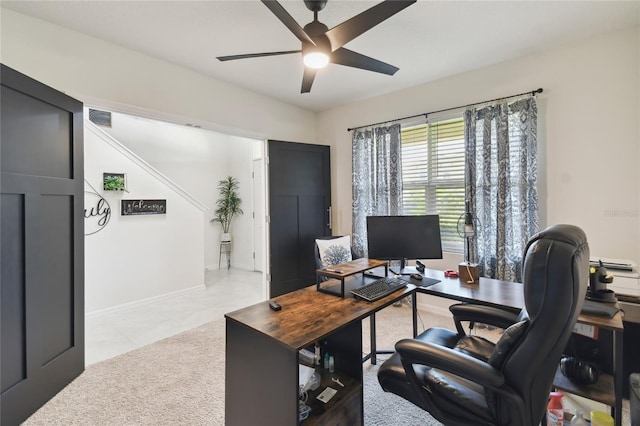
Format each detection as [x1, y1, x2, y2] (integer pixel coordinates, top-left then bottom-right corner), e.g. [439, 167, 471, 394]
[411, 273, 423, 280]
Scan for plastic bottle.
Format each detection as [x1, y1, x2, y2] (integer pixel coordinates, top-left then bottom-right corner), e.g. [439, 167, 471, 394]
[547, 391, 564, 426]
[590, 410, 614, 426]
[570, 409, 588, 426]
[314, 342, 320, 365]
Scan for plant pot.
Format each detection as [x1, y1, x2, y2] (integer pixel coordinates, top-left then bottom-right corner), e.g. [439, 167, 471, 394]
[221, 233, 231, 242]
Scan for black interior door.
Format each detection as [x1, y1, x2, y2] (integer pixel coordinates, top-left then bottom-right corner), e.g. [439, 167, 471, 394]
[268, 140, 331, 297]
[1, 64, 85, 425]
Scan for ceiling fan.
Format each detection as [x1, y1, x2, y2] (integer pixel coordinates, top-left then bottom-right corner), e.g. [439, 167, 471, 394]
[217, 0, 416, 93]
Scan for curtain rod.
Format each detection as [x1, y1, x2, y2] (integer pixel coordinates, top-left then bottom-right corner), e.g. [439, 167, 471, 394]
[346, 88, 543, 132]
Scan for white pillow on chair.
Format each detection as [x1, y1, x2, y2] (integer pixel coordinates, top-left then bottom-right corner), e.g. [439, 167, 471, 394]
[316, 236, 352, 268]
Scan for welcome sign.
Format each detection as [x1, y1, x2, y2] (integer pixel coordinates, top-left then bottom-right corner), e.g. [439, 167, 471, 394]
[121, 199, 167, 216]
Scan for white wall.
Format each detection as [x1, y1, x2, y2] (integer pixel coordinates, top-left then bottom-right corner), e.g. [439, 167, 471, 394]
[84, 123, 206, 314]
[318, 26, 640, 269]
[101, 112, 257, 271]
[0, 8, 312, 312]
[3, 7, 638, 307]
[0, 8, 317, 144]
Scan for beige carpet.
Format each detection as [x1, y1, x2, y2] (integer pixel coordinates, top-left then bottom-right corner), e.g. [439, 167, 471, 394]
[24, 304, 470, 425]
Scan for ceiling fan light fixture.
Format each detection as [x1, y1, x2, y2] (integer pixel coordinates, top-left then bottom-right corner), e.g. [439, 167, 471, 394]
[303, 51, 329, 69]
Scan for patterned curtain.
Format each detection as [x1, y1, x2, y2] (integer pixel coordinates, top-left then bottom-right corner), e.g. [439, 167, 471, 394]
[465, 97, 539, 282]
[352, 124, 403, 257]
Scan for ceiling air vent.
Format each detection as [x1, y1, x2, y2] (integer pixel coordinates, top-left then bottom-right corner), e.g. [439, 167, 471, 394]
[89, 109, 112, 127]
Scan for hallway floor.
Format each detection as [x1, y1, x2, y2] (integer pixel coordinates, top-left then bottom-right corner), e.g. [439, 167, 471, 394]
[85, 268, 264, 365]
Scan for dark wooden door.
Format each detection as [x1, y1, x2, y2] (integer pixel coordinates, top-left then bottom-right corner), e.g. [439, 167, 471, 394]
[1, 64, 85, 425]
[268, 140, 331, 297]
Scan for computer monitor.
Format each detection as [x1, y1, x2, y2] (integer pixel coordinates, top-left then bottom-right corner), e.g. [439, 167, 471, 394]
[366, 215, 443, 275]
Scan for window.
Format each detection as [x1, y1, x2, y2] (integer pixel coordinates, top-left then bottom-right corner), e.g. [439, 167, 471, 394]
[401, 117, 465, 252]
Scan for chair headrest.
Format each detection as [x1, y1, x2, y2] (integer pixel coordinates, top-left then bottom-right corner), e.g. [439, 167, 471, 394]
[525, 224, 588, 252]
[522, 224, 589, 320]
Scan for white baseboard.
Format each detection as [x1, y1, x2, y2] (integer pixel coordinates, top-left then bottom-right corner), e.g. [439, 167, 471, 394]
[85, 284, 204, 319]
[205, 263, 255, 272]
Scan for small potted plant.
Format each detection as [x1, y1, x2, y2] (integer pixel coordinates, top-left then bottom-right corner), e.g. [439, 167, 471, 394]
[103, 172, 127, 191]
[210, 176, 243, 242]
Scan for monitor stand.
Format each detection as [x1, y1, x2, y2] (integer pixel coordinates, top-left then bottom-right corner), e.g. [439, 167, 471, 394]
[389, 259, 419, 276]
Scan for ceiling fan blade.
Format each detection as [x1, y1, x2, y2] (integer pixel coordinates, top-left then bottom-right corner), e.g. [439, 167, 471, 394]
[331, 48, 398, 75]
[261, 0, 315, 45]
[217, 50, 301, 61]
[301, 67, 317, 93]
[325, 0, 416, 50]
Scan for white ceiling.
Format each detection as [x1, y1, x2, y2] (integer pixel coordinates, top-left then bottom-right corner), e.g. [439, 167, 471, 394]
[2, 0, 639, 112]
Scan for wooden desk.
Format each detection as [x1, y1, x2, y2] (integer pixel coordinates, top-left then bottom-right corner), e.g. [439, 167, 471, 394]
[225, 281, 414, 426]
[418, 269, 524, 311]
[416, 269, 624, 426]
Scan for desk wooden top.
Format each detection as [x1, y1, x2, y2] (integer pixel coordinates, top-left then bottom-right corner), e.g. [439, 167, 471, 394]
[418, 269, 623, 331]
[316, 258, 387, 278]
[418, 269, 524, 313]
[225, 280, 414, 351]
[577, 308, 623, 331]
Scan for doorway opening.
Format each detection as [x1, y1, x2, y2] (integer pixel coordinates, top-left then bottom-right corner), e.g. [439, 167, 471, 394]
[87, 106, 267, 292]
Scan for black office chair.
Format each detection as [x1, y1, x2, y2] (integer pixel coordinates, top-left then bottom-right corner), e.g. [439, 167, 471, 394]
[377, 224, 589, 426]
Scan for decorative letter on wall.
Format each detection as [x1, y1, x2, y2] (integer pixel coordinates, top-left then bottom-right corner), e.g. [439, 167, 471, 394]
[84, 191, 112, 235]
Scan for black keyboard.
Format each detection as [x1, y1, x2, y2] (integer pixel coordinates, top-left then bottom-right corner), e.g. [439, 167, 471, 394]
[351, 277, 407, 302]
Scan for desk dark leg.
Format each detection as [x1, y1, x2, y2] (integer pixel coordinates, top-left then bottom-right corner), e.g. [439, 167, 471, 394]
[370, 314, 377, 365]
[613, 329, 623, 426]
[412, 295, 418, 338]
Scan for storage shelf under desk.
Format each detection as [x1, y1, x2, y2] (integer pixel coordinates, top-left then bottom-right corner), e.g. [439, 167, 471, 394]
[558, 306, 624, 424]
[303, 371, 361, 425]
[553, 366, 615, 408]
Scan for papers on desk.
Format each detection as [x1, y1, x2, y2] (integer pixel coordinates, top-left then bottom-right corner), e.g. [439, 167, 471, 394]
[573, 322, 598, 339]
[317, 387, 338, 403]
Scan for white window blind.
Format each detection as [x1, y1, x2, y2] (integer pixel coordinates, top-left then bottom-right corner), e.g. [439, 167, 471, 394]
[401, 118, 465, 252]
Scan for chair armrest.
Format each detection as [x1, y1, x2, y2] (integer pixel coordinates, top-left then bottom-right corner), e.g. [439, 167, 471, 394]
[395, 338, 505, 389]
[449, 303, 520, 335]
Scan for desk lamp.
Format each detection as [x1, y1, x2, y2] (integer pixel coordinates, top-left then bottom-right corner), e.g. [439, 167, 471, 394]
[457, 200, 480, 283]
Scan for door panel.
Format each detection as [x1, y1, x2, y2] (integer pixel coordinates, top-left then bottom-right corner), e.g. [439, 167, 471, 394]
[298, 194, 327, 280]
[1, 194, 27, 391]
[2, 84, 74, 178]
[1, 64, 84, 425]
[37, 195, 75, 361]
[268, 141, 330, 297]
